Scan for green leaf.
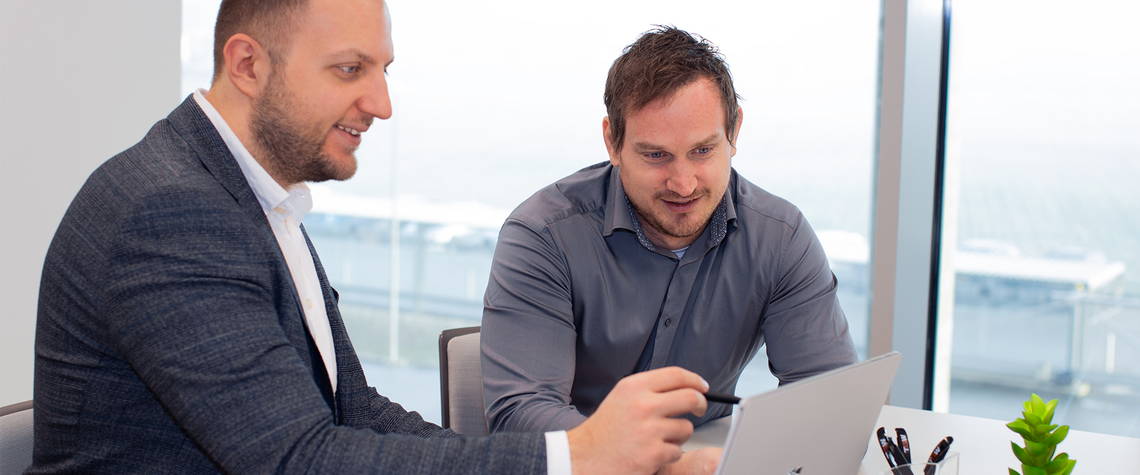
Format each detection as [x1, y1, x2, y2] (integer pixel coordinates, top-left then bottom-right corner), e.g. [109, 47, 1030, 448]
[1007, 420, 1034, 439]
[1044, 425, 1069, 446]
[1010, 470, 1021, 475]
[1043, 399, 1057, 424]
[1031, 394, 1046, 414]
[1060, 459, 1075, 475]
[1026, 412, 1043, 427]
[1023, 465, 1047, 475]
[1012, 442, 1036, 466]
[1044, 454, 1069, 473]
[1025, 440, 1054, 459]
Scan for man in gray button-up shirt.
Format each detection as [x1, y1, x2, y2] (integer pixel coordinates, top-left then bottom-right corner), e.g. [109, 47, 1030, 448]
[481, 26, 858, 434]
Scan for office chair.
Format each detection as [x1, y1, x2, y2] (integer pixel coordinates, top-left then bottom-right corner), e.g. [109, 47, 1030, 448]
[438, 326, 489, 436]
[0, 400, 33, 475]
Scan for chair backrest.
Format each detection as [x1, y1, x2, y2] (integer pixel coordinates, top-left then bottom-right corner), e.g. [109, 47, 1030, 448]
[438, 326, 489, 436]
[0, 400, 34, 475]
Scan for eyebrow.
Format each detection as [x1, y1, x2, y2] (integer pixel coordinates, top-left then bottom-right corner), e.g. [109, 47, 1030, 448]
[327, 48, 381, 65]
[632, 133, 722, 151]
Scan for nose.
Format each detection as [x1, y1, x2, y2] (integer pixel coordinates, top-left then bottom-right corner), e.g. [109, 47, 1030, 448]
[359, 74, 393, 121]
[665, 160, 698, 198]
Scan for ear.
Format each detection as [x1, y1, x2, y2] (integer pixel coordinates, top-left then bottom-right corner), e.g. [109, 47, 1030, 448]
[603, 116, 621, 167]
[222, 33, 272, 100]
[728, 106, 744, 158]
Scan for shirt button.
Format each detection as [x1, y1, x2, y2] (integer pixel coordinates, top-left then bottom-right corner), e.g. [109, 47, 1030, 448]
[664, 318, 672, 327]
[306, 299, 313, 310]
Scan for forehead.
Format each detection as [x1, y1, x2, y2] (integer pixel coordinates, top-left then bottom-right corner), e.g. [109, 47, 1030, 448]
[290, 0, 393, 63]
[625, 78, 727, 144]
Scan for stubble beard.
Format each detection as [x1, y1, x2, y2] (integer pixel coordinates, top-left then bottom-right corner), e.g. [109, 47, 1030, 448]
[628, 190, 713, 243]
[249, 70, 358, 185]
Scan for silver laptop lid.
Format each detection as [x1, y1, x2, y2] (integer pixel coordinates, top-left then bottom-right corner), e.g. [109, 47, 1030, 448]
[715, 351, 902, 475]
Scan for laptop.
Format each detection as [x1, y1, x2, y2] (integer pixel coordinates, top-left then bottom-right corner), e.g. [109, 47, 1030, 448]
[686, 351, 902, 475]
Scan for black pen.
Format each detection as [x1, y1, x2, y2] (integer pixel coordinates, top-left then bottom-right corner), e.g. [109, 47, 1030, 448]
[923, 436, 953, 475]
[895, 428, 911, 464]
[886, 438, 915, 475]
[876, 428, 897, 468]
[704, 391, 741, 405]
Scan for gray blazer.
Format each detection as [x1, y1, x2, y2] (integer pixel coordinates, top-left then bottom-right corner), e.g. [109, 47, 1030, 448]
[30, 97, 546, 474]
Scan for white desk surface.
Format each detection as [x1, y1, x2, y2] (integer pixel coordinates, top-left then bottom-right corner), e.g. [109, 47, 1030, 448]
[684, 405, 1140, 474]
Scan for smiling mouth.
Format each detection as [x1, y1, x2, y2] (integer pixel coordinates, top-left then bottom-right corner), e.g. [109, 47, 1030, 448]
[336, 124, 361, 136]
[662, 196, 701, 213]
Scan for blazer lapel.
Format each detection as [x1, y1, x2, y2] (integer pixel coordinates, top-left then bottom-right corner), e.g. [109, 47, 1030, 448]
[166, 96, 338, 414]
[166, 96, 272, 237]
[300, 225, 357, 415]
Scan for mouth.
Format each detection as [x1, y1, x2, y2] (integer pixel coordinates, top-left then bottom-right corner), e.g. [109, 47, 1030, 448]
[662, 196, 700, 213]
[335, 124, 363, 136]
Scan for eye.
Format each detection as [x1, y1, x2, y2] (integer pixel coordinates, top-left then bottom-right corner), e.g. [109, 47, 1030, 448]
[695, 147, 712, 155]
[337, 65, 361, 75]
[645, 151, 667, 161]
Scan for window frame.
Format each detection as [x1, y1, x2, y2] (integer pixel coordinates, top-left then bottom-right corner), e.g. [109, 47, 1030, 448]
[868, 0, 952, 410]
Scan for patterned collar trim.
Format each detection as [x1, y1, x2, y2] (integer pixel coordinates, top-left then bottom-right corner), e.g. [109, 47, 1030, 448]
[624, 194, 729, 254]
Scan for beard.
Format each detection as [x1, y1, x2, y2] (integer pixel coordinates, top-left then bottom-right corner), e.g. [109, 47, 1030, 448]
[628, 189, 714, 241]
[249, 70, 358, 185]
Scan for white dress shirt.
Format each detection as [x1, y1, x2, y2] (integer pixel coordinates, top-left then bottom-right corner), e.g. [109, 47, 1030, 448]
[192, 90, 570, 474]
[194, 90, 337, 392]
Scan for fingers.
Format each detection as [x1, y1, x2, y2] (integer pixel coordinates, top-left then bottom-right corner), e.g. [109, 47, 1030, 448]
[652, 387, 708, 419]
[615, 367, 709, 419]
[656, 448, 722, 475]
[659, 417, 695, 445]
[626, 366, 710, 394]
[566, 367, 713, 475]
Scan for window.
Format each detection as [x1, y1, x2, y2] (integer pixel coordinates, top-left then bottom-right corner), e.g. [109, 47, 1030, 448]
[183, 0, 882, 422]
[937, 0, 1140, 436]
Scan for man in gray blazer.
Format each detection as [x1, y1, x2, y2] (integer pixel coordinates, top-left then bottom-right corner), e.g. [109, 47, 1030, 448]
[30, 0, 718, 473]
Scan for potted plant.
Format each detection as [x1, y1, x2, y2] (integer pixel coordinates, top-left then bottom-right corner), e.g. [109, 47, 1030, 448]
[1006, 393, 1076, 475]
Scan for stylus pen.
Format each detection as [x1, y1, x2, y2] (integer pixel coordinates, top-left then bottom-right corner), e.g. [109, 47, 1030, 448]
[895, 428, 911, 464]
[886, 439, 915, 475]
[704, 391, 741, 405]
[923, 437, 953, 475]
[876, 428, 897, 468]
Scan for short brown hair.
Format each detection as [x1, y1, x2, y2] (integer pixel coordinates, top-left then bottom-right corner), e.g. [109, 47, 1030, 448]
[604, 26, 742, 153]
[212, 0, 309, 79]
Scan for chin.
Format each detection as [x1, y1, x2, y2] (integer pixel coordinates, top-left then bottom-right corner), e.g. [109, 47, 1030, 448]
[329, 162, 358, 182]
[325, 151, 359, 181]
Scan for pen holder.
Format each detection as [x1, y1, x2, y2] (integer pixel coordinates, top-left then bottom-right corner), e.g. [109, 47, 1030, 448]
[878, 452, 958, 475]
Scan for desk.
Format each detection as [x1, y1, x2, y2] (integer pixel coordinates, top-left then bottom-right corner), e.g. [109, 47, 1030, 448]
[683, 405, 1140, 473]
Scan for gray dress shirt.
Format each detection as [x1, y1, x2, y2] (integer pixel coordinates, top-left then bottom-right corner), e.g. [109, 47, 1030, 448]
[481, 162, 857, 433]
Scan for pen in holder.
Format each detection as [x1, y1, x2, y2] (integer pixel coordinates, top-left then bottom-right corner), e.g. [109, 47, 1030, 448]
[878, 452, 959, 475]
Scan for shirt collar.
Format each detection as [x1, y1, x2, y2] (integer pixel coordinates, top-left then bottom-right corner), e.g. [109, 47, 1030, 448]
[192, 89, 307, 219]
[603, 164, 736, 254]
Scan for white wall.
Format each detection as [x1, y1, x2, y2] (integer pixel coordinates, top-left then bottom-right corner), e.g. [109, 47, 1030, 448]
[0, 0, 181, 406]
